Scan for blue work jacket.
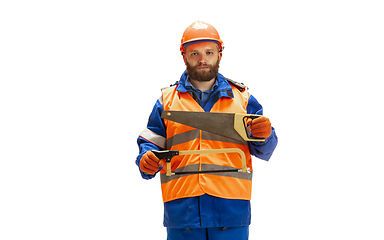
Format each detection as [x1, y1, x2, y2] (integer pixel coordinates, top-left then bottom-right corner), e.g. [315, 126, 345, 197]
[136, 71, 278, 228]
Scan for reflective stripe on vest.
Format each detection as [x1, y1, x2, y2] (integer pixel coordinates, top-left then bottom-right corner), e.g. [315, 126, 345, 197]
[166, 129, 248, 149]
[160, 84, 253, 203]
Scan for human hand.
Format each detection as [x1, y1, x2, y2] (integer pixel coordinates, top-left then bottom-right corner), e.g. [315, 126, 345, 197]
[139, 151, 165, 175]
[246, 116, 272, 139]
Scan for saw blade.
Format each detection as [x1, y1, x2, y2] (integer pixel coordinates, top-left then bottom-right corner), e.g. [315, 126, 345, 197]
[161, 110, 245, 142]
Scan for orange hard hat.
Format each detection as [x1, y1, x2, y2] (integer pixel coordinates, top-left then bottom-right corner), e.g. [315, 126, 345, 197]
[180, 20, 224, 54]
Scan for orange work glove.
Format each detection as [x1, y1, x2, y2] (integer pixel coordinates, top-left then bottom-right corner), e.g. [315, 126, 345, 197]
[139, 151, 165, 175]
[247, 116, 272, 139]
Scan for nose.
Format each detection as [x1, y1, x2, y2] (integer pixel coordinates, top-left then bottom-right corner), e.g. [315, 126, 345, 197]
[198, 54, 207, 65]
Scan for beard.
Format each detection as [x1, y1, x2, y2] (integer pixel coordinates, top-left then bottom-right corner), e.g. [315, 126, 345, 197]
[186, 57, 220, 82]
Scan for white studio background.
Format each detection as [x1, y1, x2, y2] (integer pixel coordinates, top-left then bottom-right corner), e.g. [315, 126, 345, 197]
[1, 1, 383, 239]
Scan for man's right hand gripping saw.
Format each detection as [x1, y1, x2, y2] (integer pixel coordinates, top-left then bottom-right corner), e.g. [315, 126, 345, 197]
[139, 151, 165, 175]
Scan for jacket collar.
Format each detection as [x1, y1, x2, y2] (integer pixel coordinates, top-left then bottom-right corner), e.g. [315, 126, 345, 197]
[176, 70, 234, 98]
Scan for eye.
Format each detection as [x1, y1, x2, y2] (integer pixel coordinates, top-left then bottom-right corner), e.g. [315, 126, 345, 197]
[191, 52, 198, 56]
[206, 51, 214, 55]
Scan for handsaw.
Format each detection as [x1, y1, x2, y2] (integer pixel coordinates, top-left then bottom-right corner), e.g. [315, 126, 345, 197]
[161, 110, 265, 142]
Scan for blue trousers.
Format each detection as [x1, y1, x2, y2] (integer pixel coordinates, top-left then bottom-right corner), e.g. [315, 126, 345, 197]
[167, 226, 249, 240]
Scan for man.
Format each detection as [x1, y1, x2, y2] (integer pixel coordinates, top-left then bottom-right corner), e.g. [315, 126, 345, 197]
[136, 20, 278, 240]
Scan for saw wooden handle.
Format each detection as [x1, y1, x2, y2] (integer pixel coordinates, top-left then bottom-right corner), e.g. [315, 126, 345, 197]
[234, 113, 265, 142]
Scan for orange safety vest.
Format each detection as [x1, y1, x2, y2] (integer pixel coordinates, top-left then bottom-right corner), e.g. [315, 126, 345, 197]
[160, 83, 253, 203]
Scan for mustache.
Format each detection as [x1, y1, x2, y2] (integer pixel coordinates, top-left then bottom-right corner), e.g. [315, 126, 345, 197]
[197, 62, 210, 67]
